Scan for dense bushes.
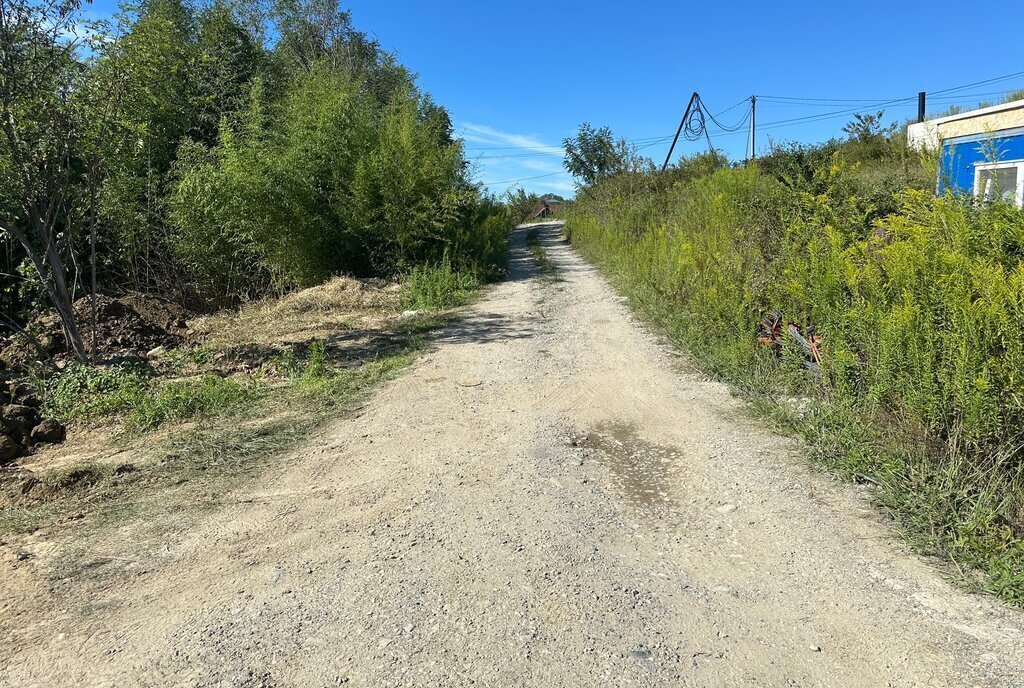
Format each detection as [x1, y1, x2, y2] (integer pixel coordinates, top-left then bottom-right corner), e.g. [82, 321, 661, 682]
[566, 143, 1024, 601]
[776, 188, 1024, 454]
[402, 260, 481, 311]
[1, 0, 511, 345]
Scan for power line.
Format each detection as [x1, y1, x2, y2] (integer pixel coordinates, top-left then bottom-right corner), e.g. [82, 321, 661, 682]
[759, 95, 906, 103]
[756, 70, 1024, 104]
[927, 91, 1023, 102]
[711, 97, 752, 117]
[479, 171, 566, 185]
[478, 70, 1024, 183]
[661, 93, 755, 170]
[702, 102, 921, 141]
[469, 134, 676, 160]
[929, 70, 1024, 96]
[472, 151, 564, 159]
[477, 140, 673, 184]
[470, 71, 1024, 160]
[756, 89, 1024, 108]
[664, 88, 926, 162]
[477, 92, 1016, 163]
[703, 98, 752, 132]
[464, 145, 563, 152]
[756, 72, 1024, 108]
[637, 137, 674, 150]
[751, 96, 915, 128]
[463, 133, 670, 152]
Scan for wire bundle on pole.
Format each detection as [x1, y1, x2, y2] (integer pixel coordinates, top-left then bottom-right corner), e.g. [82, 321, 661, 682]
[477, 70, 1024, 187]
[683, 96, 752, 143]
[662, 94, 754, 170]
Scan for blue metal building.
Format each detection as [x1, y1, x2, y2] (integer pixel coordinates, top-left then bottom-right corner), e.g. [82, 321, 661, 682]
[908, 100, 1024, 207]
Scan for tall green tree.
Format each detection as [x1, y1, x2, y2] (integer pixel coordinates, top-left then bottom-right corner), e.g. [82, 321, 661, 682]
[504, 187, 541, 223]
[194, 2, 264, 141]
[92, 0, 201, 290]
[563, 123, 645, 188]
[1, 0, 511, 327]
[0, 0, 91, 359]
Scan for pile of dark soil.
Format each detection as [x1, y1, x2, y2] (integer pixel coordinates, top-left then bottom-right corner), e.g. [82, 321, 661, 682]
[0, 374, 65, 464]
[1, 293, 193, 366]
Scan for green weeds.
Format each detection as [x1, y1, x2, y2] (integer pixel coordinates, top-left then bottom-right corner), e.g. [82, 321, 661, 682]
[46, 363, 155, 423]
[158, 345, 216, 369]
[45, 362, 257, 434]
[125, 375, 256, 433]
[566, 153, 1024, 605]
[402, 259, 481, 311]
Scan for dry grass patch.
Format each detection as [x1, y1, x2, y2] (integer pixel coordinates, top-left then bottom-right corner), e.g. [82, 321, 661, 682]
[0, 275, 439, 541]
[191, 276, 402, 348]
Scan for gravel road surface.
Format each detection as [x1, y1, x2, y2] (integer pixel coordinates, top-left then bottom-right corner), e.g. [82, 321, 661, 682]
[4, 222, 1023, 687]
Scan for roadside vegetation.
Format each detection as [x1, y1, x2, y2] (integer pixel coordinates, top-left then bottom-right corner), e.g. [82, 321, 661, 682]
[563, 114, 1024, 603]
[0, 0, 511, 332]
[402, 259, 481, 311]
[0, 0, 512, 535]
[1, 275, 461, 535]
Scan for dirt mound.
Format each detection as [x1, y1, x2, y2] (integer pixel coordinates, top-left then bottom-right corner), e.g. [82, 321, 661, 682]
[0, 373, 66, 463]
[270, 276, 400, 315]
[69, 294, 190, 356]
[191, 276, 402, 348]
[69, 297, 175, 354]
[116, 293, 190, 333]
[1, 293, 193, 365]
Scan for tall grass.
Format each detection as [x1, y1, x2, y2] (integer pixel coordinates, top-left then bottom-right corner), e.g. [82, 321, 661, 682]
[126, 375, 256, 432]
[402, 258, 481, 311]
[567, 154, 1024, 603]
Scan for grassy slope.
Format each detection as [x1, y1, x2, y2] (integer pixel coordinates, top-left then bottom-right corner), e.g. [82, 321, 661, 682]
[565, 160, 1024, 605]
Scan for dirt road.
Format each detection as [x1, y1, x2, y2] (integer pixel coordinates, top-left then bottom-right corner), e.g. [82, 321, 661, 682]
[4, 223, 1023, 687]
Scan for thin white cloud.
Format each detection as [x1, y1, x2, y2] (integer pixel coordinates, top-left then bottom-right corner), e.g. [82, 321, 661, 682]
[457, 121, 575, 197]
[458, 123, 564, 156]
[516, 158, 562, 173]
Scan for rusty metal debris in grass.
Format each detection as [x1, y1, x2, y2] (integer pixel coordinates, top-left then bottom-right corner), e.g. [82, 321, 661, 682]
[756, 309, 822, 372]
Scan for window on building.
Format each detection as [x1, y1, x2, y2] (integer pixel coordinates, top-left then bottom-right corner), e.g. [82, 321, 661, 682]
[974, 161, 1024, 207]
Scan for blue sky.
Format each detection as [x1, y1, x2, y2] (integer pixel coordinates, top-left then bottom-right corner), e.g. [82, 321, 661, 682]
[88, 1, 1024, 198]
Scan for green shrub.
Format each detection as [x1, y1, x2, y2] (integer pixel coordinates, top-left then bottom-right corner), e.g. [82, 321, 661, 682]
[45, 361, 256, 433]
[169, 69, 513, 309]
[402, 259, 480, 311]
[301, 340, 327, 382]
[566, 152, 1024, 603]
[2, 0, 515, 339]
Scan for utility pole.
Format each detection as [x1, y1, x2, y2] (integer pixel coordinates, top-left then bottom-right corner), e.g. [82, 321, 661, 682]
[662, 92, 699, 172]
[917, 91, 926, 123]
[748, 95, 757, 165]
